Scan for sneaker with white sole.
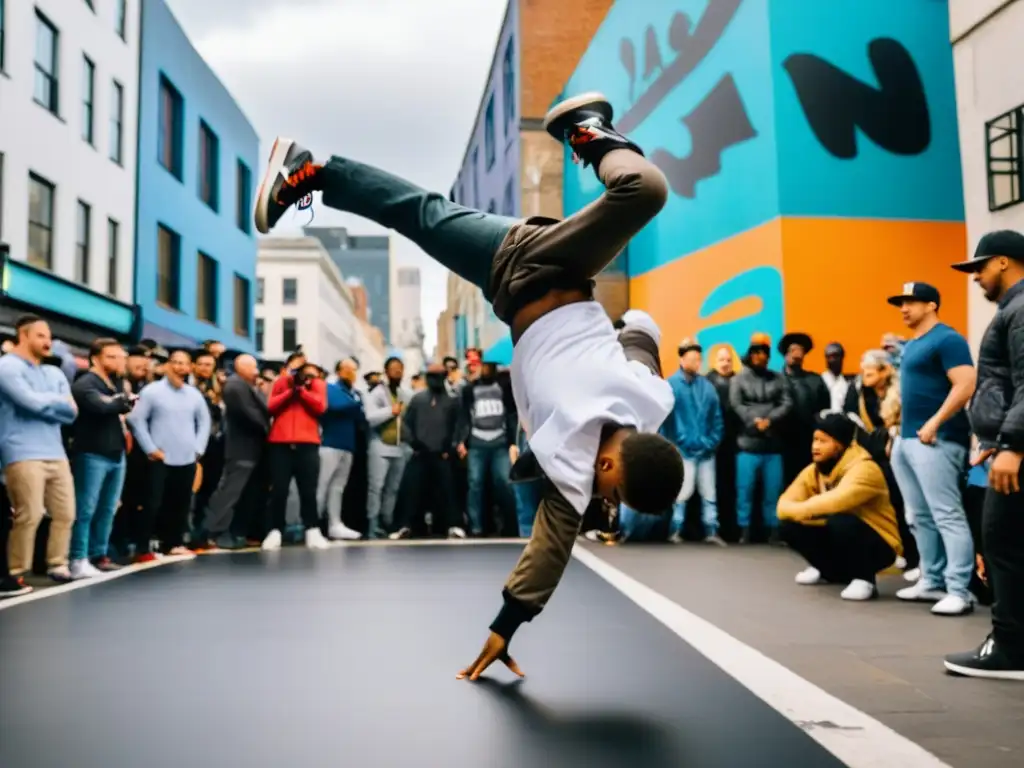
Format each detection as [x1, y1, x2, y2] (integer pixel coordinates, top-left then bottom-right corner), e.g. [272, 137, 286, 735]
[896, 580, 946, 602]
[931, 594, 974, 616]
[944, 635, 1024, 680]
[795, 567, 823, 585]
[840, 579, 878, 601]
[448, 527, 466, 539]
[327, 522, 361, 541]
[305, 528, 329, 550]
[69, 558, 102, 580]
[47, 565, 74, 583]
[261, 529, 283, 551]
[903, 567, 921, 582]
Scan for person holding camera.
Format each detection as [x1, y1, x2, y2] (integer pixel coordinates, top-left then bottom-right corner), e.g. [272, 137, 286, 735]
[260, 352, 331, 551]
[68, 338, 137, 578]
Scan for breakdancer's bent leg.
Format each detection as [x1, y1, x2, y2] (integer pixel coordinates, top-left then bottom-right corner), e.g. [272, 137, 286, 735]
[252, 91, 666, 325]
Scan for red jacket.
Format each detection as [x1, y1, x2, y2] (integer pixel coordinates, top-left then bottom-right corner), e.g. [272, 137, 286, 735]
[267, 373, 327, 444]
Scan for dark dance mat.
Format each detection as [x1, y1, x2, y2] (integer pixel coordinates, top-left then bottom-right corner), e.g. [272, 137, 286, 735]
[0, 545, 847, 767]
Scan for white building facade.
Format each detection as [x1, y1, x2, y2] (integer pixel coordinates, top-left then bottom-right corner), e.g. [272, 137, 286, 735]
[256, 237, 379, 373]
[390, 265, 427, 377]
[0, 0, 139, 300]
[950, 0, 1024, 353]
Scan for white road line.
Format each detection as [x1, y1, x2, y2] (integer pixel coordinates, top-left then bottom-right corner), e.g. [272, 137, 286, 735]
[0, 554, 196, 612]
[571, 546, 953, 768]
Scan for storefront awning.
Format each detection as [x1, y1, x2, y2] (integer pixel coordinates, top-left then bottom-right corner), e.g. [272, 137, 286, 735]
[0, 244, 141, 348]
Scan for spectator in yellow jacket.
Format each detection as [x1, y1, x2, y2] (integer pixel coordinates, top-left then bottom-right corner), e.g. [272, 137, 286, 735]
[778, 412, 902, 601]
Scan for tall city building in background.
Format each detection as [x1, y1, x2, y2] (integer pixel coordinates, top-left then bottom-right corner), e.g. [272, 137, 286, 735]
[134, 0, 259, 351]
[440, 0, 616, 363]
[255, 237, 384, 372]
[303, 226, 392, 342]
[0, 0, 143, 348]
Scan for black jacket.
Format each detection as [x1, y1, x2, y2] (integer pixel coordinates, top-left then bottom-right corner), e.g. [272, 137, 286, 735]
[403, 388, 459, 454]
[221, 374, 270, 461]
[970, 279, 1024, 451]
[71, 371, 133, 460]
[729, 365, 792, 453]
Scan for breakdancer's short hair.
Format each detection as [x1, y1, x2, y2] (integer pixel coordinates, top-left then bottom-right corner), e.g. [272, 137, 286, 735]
[619, 432, 684, 515]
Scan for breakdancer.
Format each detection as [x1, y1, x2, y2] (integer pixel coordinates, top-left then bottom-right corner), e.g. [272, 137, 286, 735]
[254, 92, 684, 680]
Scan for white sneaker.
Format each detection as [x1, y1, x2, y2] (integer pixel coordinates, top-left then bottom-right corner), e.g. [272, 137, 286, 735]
[261, 529, 282, 551]
[69, 559, 102, 579]
[795, 567, 823, 585]
[896, 580, 946, 602]
[903, 567, 921, 583]
[305, 528, 329, 550]
[583, 530, 601, 542]
[841, 579, 877, 601]
[932, 594, 974, 616]
[327, 522, 361, 541]
[448, 526, 466, 539]
[895, 556, 908, 570]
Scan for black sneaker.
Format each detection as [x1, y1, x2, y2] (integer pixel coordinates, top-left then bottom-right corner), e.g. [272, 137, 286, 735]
[0, 575, 33, 599]
[944, 635, 1024, 681]
[542, 92, 643, 169]
[253, 137, 322, 234]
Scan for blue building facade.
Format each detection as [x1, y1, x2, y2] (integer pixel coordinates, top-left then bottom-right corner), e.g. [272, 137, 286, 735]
[134, 0, 259, 351]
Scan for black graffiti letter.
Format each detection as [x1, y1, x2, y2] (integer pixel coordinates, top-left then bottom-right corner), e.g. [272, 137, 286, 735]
[649, 74, 758, 199]
[783, 38, 930, 158]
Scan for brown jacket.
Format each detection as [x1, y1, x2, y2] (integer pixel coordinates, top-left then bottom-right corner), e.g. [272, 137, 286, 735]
[777, 444, 902, 555]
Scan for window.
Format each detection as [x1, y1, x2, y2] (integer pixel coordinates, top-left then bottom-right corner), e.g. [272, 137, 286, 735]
[282, 277, 297, 304]
[986, 105, 1024, 212]
[487, 199, 497, 213]
[116, 0, 127, 41]
[81, 56, 95, 144]
[84, 0, 95, 11]
[76, 200, 91, 284]
[484, 94, 496, 170]
[256, 277, 264, 304]
[109, 80, 124, 164]
[198, 121, 219, 210]
[502, 35, 515, 127]
[1, 0, 7, 73]
[503, 178, 514, 215]
[233, 274, 250, 336]
[157, 224, 181, 309]
[282, 318, 297, 352]
[236, 160, 251, 232]
[107, 218, 119, 295]
[255, 318, 264, 353]
[34, 12, 60, 115]
[28, 173, 55, 269]
[195, 252, 218, 323]
[470, 147, 479, 207]
[158, 76, 183, 179]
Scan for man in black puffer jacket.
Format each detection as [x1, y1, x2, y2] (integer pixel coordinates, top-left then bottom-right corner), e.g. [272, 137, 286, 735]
[945, 230, 1024, 681]
[730, 333, 792, 544]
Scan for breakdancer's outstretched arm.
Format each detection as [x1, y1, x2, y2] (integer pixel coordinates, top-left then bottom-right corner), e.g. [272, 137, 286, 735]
[254, 92, 684, 679]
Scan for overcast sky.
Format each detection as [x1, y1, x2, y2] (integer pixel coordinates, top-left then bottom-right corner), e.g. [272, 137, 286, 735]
[164, 0, 509, 353]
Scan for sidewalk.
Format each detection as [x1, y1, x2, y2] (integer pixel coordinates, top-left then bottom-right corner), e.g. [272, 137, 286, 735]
[586, 542, 1024, 768]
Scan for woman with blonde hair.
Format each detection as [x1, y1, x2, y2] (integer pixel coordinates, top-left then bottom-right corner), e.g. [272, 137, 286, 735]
[844, 349, 919, 574]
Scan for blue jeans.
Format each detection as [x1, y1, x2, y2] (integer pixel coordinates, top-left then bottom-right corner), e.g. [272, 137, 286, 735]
[671, 456, 718, 537]
[619, 504, 668, 541]
[467, 443, 512, 534]
[890, 437, 973, 599]
[513, 480, 541, 537]
[735, 452, 783, 529]
[70, 453, 127, 561]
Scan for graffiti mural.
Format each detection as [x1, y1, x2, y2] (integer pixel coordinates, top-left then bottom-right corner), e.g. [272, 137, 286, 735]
[561, 0, 965, 372]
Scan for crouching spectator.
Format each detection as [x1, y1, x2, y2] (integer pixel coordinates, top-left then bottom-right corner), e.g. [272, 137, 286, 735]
[777, 413, 902, 601]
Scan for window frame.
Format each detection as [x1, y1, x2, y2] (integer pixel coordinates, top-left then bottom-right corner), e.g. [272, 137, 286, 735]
[282, 277, 297, 305]
[198, 120, 220, 211]
[233, 274, 250, 336]
[33, 10, 60, 116]
[484, 94, 496, 170]
[107, 217, 119, 296]
[81, 55, 95, 145]
[281, 317, 297, 352]
[27, 172, 56, 270]
[76, 199, 91, 284]
[109, 79, 124, 164]
[156, 224, 181, 310]
[985, 104, 1024, 212]
[116, 0, 127, 41]
[0, 0, 7, 73]
[196, 251, 219, 324]
[255, 317, 264, 353]
[158, 75, 184, 180]
[236, 159, 252, 233]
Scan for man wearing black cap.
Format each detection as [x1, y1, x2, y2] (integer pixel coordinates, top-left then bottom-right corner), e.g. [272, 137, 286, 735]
[778, 332, 831, 488]
[822, 343, 852, 412]
[778, 413, 902, 601]
[886, 282, 977, 616]
[945, 230, 1024, 678]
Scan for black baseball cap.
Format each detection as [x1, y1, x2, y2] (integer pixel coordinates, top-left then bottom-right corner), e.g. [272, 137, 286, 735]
[887, 282, 941, 308]
[951, 229, 1024, 273]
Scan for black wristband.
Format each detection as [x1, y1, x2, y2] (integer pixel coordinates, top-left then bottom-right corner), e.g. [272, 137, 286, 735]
[488, 589, 538, 645]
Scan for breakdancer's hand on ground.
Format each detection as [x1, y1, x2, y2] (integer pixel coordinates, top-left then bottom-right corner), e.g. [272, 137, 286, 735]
[456, 632, 525, 681]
